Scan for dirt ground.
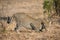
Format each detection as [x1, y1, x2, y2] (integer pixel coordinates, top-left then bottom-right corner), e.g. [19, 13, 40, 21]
[0, 22, 60, 40]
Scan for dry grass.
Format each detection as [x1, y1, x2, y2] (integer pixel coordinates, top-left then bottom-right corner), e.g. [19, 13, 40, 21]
[0, 0, 60, 40]
[0, 22, 60, 40]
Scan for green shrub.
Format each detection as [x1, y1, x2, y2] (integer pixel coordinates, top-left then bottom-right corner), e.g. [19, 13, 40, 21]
[43, 0, 54, 17]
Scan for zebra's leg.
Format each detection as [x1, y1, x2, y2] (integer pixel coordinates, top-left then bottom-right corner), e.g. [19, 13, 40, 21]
[39, 22, 46, 32]
[30, 23, 36, 30]
[14, 23, 19, 31]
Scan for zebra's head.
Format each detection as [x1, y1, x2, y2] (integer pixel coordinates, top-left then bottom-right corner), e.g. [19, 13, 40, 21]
[7, 16, 12, 24]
